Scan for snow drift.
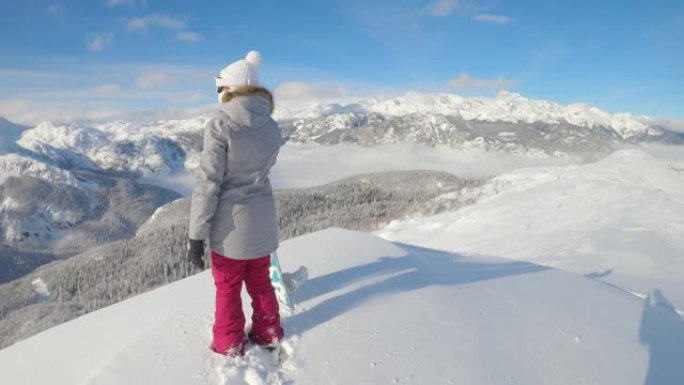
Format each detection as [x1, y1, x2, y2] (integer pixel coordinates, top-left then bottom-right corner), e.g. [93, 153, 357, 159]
[377, 148, 684, 312]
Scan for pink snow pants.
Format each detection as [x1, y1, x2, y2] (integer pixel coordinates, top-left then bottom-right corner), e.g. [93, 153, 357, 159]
[210, 251, 283, 355]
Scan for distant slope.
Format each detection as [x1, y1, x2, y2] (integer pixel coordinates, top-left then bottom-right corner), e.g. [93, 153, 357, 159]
[0, 173, 180, 267]
[275, 91, 658, 138]
[0, 117, 28, 153]
[1, 229, 682, 385]
[275, 91, 681, 155]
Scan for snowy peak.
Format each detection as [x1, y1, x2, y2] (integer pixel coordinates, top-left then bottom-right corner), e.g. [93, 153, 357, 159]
[275, 91, 656, 140]
[271, 91, 682, 156]
[14, 122, 102, 170]
[18, 121, 109, 153]
[12, 116, 210, 176]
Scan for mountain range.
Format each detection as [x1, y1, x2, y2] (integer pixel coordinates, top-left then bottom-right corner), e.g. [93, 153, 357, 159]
[2, 91, 681, 183]
[275, 91, 681, 151]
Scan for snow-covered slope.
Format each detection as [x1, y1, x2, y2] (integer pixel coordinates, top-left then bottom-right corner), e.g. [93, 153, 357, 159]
[0, 153, 97, 189]
[1, 228, 683, 385]
[377, 148, 684, 312]
[0, 117, 28, 154]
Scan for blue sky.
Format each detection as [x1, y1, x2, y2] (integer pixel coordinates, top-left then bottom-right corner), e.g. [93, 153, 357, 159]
[0, 0, 682, 124]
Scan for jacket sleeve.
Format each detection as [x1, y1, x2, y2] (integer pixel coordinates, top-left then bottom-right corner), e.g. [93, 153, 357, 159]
[188, 119, 227, 240]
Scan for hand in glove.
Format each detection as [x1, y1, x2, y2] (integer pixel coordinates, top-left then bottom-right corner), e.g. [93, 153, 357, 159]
[187, 239, 206, 269]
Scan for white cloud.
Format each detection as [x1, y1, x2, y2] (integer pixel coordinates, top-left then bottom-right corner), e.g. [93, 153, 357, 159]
[473, 13, 514, 24]
[124, 14, 202, 44]
[132, 103, 215, 121]
[532, 41, 567, 69]
[0, 69, 87, 81]
[167, 92, 206, 103]
[125, 14, 186, 31]
[644, 117, 684, 133]
[274, 82, 350, 107]
[0, 64, 217, 124]
[422, 0, 483, 17]
[0, 93, 214, 125]
[93, 84, 122, 95]
[46, 4, 66, 17]
[105, 0, 134, 6]
[0, 99, 32, 118]
[175, 31, 203, 43]
[425, 0, 459, 17]
[105, 0, 148, 8]
[447, 73, 519, 91]
[136, 72, 179, 89]
[272, 81, 400, 112]
[0, 98, 123, 125]
[424, 0, 510, 21]
[87, 34, 114, 52]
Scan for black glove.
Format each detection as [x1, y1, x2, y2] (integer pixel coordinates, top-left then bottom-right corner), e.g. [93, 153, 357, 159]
[186, 239, 206, 269]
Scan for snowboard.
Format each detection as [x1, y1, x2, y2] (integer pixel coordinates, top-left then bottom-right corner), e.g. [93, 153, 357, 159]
[269, 251, 295, 310]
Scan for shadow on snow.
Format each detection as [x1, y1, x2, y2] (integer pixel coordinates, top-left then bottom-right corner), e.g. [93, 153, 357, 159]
[639, 289, 684, 385]
[286, 243, 549, 335]
[282, 242, 684, 384]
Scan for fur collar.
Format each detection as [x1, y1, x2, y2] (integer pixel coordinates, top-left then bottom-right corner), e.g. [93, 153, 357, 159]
[219, 86, 274, 114]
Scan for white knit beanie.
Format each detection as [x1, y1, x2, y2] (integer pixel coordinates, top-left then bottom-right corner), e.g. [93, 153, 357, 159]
[215, 50, 262, 90]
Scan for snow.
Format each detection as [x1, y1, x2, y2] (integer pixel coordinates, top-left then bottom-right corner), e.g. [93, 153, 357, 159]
[0, 117, 28, 154]
[15, 116, 210, 154]
[0, 195, 20, 211]
[12, 115, 212, 176]
[31, 278, 50, 303]
[94, 116, 212, 141]
[1, 228, 683, 384]
[0, 153, 97, 189]
[377, 148, 684, 312]
[17, 121, 109, 154]
[274, 91, 652, 139]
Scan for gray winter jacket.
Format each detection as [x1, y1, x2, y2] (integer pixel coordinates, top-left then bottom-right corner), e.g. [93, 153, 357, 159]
[188, 93, 282, 259]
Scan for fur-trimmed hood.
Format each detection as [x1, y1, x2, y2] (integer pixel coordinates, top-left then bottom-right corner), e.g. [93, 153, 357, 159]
[219, 86, 274, 113]
[219, 86, 275, 129]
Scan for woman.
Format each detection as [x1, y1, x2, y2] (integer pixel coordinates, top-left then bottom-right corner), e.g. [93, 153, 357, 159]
[186, 50, 284, 357]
